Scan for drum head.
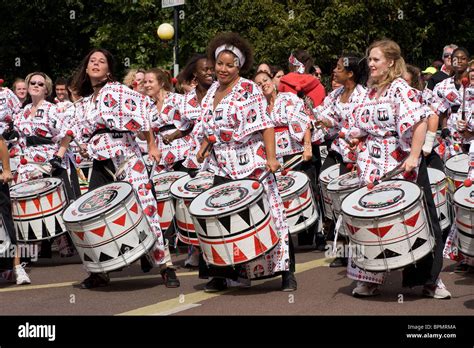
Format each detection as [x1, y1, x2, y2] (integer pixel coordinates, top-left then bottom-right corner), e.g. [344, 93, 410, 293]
[189, 179, 263, 217]
[341, 180, 422, 218]
[170, 171, 214, 200]
[453, 185, 474, 209]
[276, 171, 309, 199]
[427, 168, 446, 185]
[62, 182, 133, 222]
[153, 171, 188, 201]
[319, 164, 340, 185]
[10, 178, 63, 199]
[327, 171, 360, 193]
[445, 154, 469, 175]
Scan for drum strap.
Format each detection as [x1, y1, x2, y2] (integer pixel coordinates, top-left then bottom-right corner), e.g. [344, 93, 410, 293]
[26, 136, 54, 146]
[157, 125, 176, 133]
[88, 128, 132, 142]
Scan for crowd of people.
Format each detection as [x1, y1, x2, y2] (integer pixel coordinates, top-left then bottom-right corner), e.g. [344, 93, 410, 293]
[1, 33, 473, 301]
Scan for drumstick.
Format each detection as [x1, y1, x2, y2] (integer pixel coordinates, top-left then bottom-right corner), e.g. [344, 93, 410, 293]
[367, 165, 407, 189]
[281, 155, 303, 175]
[252, 170, 273, 189]
[57, 98, 84, 112]
[202, 134, 216, 156]
[461, 76, 469, 121]
[66, 130, 82, 148]
[145, 161, 158, 190]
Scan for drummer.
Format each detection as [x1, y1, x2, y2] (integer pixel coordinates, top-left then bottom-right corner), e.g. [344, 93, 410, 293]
[196, 32, 297, 292]
[253, 70, 317, 248]
[0, 85, 30, 285]
[14, 72, 80, 259]
[349, 39, 451, 299]
[71, 48, 180, 289]
[313, 53, 367, 267]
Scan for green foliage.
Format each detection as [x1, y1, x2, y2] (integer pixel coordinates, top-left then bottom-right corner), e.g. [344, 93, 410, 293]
[0, 0, 472, 86]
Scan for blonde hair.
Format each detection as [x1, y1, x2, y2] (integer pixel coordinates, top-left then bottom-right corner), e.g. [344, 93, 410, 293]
[25, 72, 53, 97]
[367, 39, 406, 90]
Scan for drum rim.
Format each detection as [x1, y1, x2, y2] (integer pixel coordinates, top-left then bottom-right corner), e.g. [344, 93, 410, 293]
[453, 185, 474, 210]
[189, 178, 264, 218]
[10, 177, 63, 199]
[340, 179, 423, 219]
[170, 172, 215, 200]
[445, 153, 469, 175]
[153, 170, 189, 200]
[319, 164, 340, 184]
[61, 181, 134, 223]
[277, 171, 311, 199]
[327, 171, 360, 193]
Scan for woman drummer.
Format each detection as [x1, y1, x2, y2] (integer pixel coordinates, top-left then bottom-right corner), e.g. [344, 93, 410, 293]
[0, 86, 30, 285]
[196, 32, 297, 292]
[349, 39, 451, 299]
[14, 72, 80, 259]
[313, 53, 367, 267]
[71, 48, 179, 289]
[253, 70, 318, 248]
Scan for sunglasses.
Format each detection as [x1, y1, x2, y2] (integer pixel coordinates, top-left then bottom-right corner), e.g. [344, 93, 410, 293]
[443, 53, 451, 58]
[30, 81, 45, 87]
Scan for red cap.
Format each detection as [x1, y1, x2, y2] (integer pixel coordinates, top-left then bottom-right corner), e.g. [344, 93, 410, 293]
[464, 179, 472, 187]
[145, 183, 152, 190]
[338, 131, 345, 139]
[346, 163, 353, 170]
[76, 157, 82, 164]
[281, 169, 288, 176]
[454, 144, 460, 151]
[171, 77, 178, 85]
[208, 135, 216, 143]
[402, 171, 410, 179]
[66, 130, 74, 137]
[0, 79, 4, 86]
[461, 77, 469, 87]
[20, 158, 27, 165]
[252, 181, 260, 190]
[367, 182, 375, 190]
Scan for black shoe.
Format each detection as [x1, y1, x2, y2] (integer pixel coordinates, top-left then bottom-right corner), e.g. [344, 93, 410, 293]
[329, 257, 348, 268]
[161, 268, 180, 288]
[204, 278, 227, 293]
[80, 273, 110, 289]
[281, 271, 297, 292]
[140, 256, 153, 273]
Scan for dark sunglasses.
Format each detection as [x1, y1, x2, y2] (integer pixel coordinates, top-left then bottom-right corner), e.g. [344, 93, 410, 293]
[443, 53, 451, 58]
[30, 81, 45, 87]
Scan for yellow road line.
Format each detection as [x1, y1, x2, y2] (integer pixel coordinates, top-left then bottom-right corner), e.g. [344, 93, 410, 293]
[0, 270, 199, 293]
[118, 257, 333, 316]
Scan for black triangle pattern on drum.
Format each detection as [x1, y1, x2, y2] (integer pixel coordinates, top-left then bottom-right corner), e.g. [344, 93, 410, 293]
[295, 215, 308, 225]
[408, 237, 426, 252]
[237, 209, 252, 227]
[17, 227, 24, 241]
[256, 199, 266, 215]
[196, 218, 208, 235]
[99, 252, 113, 262]
[218, 215, 231, 234]
[439, 212, 446, 221]
[28, 223, 36, 240]
[55, 217, 63, 234]
[83, 253, 93, 262]
[119, 243, 134, 255]
[42, 220, 51, 239]
[374, 249, 401, 259]
[138, 231, 147, 243]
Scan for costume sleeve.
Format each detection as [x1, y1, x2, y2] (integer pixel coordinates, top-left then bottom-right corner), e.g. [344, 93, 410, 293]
[284, 94, 311, 143]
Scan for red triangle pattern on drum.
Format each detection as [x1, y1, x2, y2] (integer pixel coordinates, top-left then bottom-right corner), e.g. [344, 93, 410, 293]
[299, 191, 308, 200]
[367, 225, 393, 238]
[211, 246, 225, 265]
[157, 201, 165, 217]
[90, 226, 106, 237]
[402, 211, 420, 228]
[440, 187, 446, 196]
[455, 181, 463, 188]
[130, 202, 138, 215]
[19, 200, 27, 213]
[113, 214, 126, 227]
[346, 223, 360, 235]
[233, 243, 248, 263]
[74, 231, 85, 240]
[283, 200, 291, 209]
[254, 235, 268, 255]
[269, 225, 279, 245]
[46, 193, 54, 208]
[32, 198, 41, 212]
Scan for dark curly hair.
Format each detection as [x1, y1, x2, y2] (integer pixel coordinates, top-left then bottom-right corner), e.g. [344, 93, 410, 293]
[179, 53, 207, 84]
[206, 32, 254, 74]
[291, 49, 314, 74]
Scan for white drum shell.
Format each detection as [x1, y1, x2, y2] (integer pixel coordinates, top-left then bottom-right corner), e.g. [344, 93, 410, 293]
[453, 185, 474, 258]
[319, 164, 340, 220]
[428, 168, 450, 231]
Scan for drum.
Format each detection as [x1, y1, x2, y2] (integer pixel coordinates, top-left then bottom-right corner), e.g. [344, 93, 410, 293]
[428, 168, 450, 231]
[189, 179, 279, 266]
[452, 185, 474, 259]
[319, 145, 328, 163]
[445, 153, 469, 196]
[0, 217, 11, 257]
[10, 178, 68, 242]
[77, 160, 93, 194]
[327, 170, 361, 236]
[62, 182, 156, 273]
[153, 171, 188, 231]
[276, 171, 318, 234]
[170, 171, 214, 246]
[319, 164, 340, 219]
[341, 180, 434, 272]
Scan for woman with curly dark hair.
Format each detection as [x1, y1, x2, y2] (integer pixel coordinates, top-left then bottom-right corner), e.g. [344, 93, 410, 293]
[195, 32, 297, 292]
